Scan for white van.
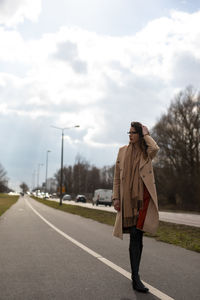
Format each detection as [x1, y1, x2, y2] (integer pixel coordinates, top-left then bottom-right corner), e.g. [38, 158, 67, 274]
[92, 189, 113, 206]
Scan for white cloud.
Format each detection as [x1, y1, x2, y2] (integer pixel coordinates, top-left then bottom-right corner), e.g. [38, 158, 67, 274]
[1, 6, 200, 189]
[0, 9, 200, 150]
[0, 0, 42, 27]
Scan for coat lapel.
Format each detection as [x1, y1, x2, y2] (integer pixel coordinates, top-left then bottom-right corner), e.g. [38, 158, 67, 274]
[139, 153, 147, 170]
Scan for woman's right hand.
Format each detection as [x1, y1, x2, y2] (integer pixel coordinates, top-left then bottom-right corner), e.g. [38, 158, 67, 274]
[113, 199, 120, 211]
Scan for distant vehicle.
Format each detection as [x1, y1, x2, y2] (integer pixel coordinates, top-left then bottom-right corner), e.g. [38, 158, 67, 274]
[8, 192, 20, 196]
[76, 195, 86, 203]
[51, 193, 58, 198]
[44, 193, 50, 199]
[62, 194, 72, 201]
[93, 189, 113, 206]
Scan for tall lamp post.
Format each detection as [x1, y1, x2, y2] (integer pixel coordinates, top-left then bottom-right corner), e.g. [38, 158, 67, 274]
[37, 163, 43, 192]
[51, 125, 80, 205]
[32, 170, 36, 191]
[45, 150, 51, 195]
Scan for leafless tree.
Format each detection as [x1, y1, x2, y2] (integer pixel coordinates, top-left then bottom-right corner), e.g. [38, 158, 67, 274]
[0, 163, 8, 192]
[152, 87, 200, 211]
[19, 182, 29, 193]
[73, 155, 90, 195]
[100, 165, 115, 189]
[54, 155, 114, 198]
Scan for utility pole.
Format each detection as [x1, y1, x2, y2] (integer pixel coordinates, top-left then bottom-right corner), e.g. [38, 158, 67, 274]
[45, 150, 51, 195]
[51, 125, 80, 205]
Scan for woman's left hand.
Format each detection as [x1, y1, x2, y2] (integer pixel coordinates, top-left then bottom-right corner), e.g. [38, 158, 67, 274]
[142, 125, 149, 136]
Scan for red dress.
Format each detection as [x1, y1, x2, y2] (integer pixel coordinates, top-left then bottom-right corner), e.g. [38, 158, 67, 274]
[136, 184, 150, 230]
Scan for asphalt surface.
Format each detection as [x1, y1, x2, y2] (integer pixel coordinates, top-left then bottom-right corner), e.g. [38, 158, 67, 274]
[52, 198, 200, 228]
[0, 196, 199, 300]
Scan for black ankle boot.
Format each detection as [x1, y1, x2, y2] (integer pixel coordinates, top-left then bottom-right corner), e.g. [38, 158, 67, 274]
[132, 275, 149, 293]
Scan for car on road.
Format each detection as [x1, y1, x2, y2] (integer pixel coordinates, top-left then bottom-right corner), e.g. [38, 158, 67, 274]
[62, 194, 72, 201]
[92, 189, 112, 206]
[51, 193, 58, 198]
[76, 195, 86, 203]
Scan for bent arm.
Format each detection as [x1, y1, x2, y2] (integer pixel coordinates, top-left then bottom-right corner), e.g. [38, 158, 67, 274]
[143, 135, 159, 160]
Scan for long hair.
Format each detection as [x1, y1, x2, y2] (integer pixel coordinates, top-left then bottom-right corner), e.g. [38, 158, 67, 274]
[131, 121, 148, 158]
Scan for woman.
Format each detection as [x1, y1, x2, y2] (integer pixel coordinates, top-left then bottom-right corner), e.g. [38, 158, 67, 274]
[112, 122, 159, 293]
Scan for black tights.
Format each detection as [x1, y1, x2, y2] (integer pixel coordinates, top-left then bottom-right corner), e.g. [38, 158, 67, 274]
[129, 226, 144, 279]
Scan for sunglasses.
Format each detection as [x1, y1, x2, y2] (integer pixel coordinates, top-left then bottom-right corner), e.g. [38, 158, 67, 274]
[127, 131, 138, 135]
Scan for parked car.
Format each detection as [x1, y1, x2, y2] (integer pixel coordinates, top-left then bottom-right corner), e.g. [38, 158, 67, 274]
[51, 193, 58, 198]
[76, 195, 86, 203]
[92, 189, 112, 206]
[44, 193, 50, 199]
[62, 194, 72, 201]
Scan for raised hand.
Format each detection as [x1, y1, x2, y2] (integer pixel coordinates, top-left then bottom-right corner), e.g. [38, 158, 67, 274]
[142, 125, 149, 136]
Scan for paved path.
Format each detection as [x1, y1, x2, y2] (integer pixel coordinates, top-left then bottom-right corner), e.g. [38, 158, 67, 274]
[0, 196, 199, 300]
[51, 198, 200, 227]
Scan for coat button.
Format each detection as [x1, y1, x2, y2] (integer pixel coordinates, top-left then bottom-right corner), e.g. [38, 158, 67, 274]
[143, 175, 145, 178]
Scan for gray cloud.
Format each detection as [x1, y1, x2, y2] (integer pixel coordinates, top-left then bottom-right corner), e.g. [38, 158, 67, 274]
[54, 41, 87, 74]
[171, 51, 200, 88]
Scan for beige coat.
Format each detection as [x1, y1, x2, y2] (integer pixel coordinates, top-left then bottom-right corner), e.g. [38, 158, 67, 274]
[112, 135, 159, 239]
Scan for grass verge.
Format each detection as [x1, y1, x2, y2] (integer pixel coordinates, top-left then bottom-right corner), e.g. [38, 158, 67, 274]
[0, 193, 19, 217]
[145, 222, 200, 253]
[31, 196, 200, 253]
[31, 196, 116, 226]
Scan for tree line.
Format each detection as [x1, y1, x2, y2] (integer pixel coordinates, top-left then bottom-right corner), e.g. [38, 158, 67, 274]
[53, 155, 114, 199]
[0, 163, 9, 193]
[151, 87, 200, 211]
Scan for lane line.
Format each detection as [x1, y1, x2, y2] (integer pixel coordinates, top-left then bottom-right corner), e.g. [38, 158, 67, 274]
[26, 198, 174, 300]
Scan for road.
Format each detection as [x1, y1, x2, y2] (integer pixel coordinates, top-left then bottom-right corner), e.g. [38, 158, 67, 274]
[51, 198, 200, 227]
[0, 196, 199, 300]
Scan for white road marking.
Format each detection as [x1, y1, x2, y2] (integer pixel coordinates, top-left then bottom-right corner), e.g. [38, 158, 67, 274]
[26, 198, 174, 300]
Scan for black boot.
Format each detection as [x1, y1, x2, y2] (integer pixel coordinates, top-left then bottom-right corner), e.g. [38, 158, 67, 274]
[129, 226, 149, 293]
[132, 275, 149, 293]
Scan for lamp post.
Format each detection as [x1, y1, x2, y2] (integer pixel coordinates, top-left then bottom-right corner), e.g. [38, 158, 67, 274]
[45, 150, 51, 195]
[51, 125, 80, 205]
[37, 163, 43, 193]
[32, 170, 36, 191]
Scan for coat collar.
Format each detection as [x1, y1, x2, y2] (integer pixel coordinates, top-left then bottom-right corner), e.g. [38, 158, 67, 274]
[120, 145, 147, 171]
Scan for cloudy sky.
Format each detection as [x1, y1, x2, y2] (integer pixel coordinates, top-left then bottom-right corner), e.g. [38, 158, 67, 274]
[0, 0, 200, 191]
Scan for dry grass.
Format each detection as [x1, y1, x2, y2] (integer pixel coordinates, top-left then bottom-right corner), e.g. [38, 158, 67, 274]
[0, 193, 19, 217]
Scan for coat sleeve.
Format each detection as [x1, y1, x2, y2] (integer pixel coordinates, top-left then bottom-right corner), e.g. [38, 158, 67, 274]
[143, 135, 159, 160]
[112, 149, 121, 200]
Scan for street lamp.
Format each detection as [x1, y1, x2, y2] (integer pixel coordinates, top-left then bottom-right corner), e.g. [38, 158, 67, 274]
[32, 170, 36, 191]
[45, 150, 51, 195]
[37, 163, 43, 192]
[51, 125, 80, 205]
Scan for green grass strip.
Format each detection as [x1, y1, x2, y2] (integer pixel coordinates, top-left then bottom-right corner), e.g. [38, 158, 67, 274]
[0, 194, 19, 217]
[31, 196, 116, 226]
[145, 222, 200, 253]
[31, 196, 200, 253]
